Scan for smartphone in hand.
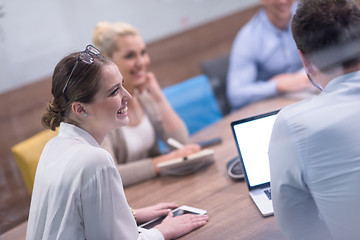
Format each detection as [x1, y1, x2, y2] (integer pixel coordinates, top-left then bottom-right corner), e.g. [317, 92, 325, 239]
[138, 205, 207, 232]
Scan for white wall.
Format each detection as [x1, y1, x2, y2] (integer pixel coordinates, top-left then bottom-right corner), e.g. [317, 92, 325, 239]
[0, 0, 258, 94]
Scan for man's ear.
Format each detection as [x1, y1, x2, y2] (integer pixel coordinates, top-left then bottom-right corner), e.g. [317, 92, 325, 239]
[298, 50, 314, 74]
[71, 102, 86, 118]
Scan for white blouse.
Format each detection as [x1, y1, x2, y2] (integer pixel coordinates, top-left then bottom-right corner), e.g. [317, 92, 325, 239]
[26, 122, 163, 240]
[121, 114, 156, 162]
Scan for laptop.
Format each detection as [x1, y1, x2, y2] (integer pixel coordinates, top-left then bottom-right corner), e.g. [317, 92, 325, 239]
[230, 109, 280, 217]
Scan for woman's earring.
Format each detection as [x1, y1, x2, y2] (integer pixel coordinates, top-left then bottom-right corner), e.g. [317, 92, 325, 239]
[83, 113, 87, 117]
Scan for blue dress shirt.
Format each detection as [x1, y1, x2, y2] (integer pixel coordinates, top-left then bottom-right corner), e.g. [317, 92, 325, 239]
[227, 3, 303, 110]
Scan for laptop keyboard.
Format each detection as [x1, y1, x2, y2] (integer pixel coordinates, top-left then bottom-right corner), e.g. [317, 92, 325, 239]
[264, 189, 271, 200]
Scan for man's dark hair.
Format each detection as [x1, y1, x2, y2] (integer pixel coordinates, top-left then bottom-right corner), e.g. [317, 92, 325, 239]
[292, 0, 360, 70]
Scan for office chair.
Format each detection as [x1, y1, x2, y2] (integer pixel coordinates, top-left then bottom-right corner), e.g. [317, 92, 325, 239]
[11, 128, 58, 193]
[200, 55, 231, 116]
[163, 74, 222, 135]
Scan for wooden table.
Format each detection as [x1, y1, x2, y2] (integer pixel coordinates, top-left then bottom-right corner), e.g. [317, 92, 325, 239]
[1, 97, 297, 240]
[125, 97, 297, 240]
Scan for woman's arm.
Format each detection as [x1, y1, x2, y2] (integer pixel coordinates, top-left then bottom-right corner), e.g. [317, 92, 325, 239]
[137, 72, 185, 133]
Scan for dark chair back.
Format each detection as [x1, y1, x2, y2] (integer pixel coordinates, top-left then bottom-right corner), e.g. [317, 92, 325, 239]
[200, 55, 231, 116]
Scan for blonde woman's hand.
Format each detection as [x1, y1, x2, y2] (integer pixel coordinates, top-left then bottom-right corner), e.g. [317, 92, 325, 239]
[134, 202, 179, 224]
[167, 144, 201, 159]
[155, 211, 209, 240]
[136, 72, 165, 102]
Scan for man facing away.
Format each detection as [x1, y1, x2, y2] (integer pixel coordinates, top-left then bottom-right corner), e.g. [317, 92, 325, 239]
[269, 0, 360, 239]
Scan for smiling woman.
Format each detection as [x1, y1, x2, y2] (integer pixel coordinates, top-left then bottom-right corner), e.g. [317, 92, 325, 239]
[27, 45, 138, 239]
[25, 45, 208, 240]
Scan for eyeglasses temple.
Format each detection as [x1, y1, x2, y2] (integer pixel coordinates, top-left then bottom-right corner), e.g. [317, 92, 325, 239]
[62, 60, 80, 102]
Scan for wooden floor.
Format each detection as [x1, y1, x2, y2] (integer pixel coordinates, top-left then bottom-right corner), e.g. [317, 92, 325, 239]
[0, 5, 260, 236]
[0, 160, 31, 235]
[0, 78, 52, 234]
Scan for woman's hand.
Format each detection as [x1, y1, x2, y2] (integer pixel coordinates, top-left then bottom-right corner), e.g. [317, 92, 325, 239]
[155, 211, 209, 240]
[136, 72, 165, 102]
[134, 202, 179, 224]
[152, 144, 201, 173]
[167, 144, 201, 159]
[136, 71, 187, 132]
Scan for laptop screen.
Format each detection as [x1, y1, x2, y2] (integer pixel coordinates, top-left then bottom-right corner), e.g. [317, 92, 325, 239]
[231, 110, 279, 189]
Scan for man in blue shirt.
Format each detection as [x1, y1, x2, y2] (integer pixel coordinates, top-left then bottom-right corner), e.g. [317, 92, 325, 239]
[227, 0, 313, 110]
[269, 0, 360, 239]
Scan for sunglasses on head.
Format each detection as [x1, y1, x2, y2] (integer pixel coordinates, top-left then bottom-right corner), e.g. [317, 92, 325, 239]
[62, 44, 101, 102]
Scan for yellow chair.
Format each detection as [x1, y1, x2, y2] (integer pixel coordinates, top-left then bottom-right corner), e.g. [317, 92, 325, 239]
[11, 128, 58, 193]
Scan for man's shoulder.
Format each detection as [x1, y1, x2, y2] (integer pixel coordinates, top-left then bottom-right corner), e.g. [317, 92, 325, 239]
[279, 97, 316, 122]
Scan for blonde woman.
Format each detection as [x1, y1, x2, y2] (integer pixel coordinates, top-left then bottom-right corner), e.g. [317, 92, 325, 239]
[93, 22, 200, 187]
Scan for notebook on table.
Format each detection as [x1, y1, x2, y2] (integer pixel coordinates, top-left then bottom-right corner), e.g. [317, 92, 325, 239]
[157, 149, 214, 175]
[230, 109, 280, 217]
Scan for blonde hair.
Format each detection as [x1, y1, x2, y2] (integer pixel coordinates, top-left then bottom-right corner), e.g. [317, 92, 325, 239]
[92, 21, 139, 58]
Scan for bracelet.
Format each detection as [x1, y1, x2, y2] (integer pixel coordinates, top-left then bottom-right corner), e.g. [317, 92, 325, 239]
[130, 207, 136, 221]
